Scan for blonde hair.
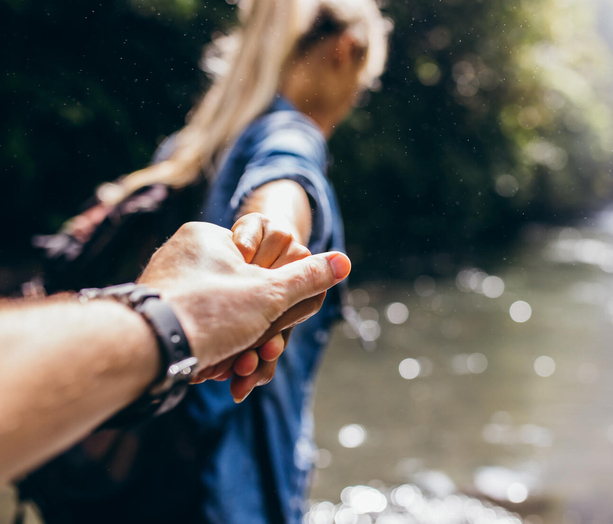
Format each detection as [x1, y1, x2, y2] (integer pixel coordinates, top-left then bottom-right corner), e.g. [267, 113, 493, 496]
[98, 0, 391, 205]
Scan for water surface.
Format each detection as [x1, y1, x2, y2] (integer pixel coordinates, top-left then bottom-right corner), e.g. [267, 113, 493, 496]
[309, 214, 613, 524]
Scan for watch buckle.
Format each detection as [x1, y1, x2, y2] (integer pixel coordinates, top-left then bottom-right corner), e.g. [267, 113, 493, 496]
[168, 357, 199, 378]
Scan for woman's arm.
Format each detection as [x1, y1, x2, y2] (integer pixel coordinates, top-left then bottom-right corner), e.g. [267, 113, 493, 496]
[225, 181, 315, 401]
[239, 179, 313, 248]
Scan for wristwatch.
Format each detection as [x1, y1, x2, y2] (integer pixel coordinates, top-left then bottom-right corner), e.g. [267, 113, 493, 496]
[78, 283, 198, 420]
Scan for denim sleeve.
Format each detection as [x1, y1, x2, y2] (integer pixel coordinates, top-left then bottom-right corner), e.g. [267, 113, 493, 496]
[227, 118, 334, 255]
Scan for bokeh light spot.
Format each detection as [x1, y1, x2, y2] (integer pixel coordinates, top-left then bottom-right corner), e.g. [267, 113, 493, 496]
[495, 175, 519, 198]
[482, 276, 505, 298]
[510, 301, 532, 323]
[534, 356, 556, 378]
[348, 289, 370, 309]
[386, 302, 409, 324]
[359, 320, 381, 342]
[507, 482, 529, 504]
[399, 358, 421, 380]
[467, 353, 488, 374]
[338, 424, 367, 449]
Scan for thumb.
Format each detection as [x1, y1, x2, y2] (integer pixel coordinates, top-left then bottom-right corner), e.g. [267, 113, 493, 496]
[271, 252, 351, 309]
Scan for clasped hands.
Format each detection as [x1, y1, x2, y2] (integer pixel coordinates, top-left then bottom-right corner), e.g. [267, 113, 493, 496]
[138, 213, 351, 403]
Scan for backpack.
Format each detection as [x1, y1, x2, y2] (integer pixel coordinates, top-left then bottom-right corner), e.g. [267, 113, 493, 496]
[31, 182, 204, 295]
[17, 182, 208, 524]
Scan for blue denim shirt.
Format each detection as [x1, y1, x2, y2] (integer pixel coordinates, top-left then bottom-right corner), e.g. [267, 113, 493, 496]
[167, 96, 346, 523]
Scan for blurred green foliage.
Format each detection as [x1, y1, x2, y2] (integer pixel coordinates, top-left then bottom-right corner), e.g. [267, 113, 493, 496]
[2, 0, 612, 278]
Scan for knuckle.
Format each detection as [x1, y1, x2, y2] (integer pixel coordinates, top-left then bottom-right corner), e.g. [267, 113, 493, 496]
[244, 212, 267, 227]
[179, 221, 200, 235]
[297, 244, 311, 257]
[289, 243, 311, 260]
[249, 212, 266, 222]
[256, 213, 267, 224]
[269, 228, 293, 246]
[279, 230, 294, 243]
[235, 212, 259, 227]
[238, 238, 257, 259]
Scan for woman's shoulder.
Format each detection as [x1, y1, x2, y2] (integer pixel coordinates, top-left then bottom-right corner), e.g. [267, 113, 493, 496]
[241, 98, 328, 166]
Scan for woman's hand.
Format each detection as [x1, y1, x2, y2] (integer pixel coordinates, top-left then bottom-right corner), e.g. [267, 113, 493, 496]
[231, 213, 318, 402]
[194, 213, 320, 403]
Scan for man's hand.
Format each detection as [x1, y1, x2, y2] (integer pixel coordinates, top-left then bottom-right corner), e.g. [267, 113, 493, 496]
[138, 221, 351, 385]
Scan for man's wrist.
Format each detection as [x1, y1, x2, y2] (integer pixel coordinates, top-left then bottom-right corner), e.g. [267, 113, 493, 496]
[84, 299, 162, 394]
[78, 284, 198, 420]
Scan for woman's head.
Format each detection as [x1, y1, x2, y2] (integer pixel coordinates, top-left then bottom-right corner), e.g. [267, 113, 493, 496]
[100, 0, 390, 204]
[294, 0, 389, 89]
[281, 1, 391, 135]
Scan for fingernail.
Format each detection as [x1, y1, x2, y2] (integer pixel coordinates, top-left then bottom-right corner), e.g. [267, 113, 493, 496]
[327, 253, 351, 280]
[233, 393, 249, 404]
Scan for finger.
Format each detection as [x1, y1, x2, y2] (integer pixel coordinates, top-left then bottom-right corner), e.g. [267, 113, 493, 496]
[258, 328, 292, 361]
[272, 252, 351, 310]
[232, 214, 265, 264]
[253, 293, 326, 348]
[190, 364, 221, 384]
[192, 292, 324, 384]
[269, 242, 311, 269]
[251, 227, 294, 269]
[233, 349, 260, 377]
[190, 357, 234, 384]
[230, 360, 278, 403]
[190, 369, 209, 385]
[281, 328, 293, 349]
[207, 356, 238, 381]
[258, 333, 285, 362]
[213, 369, 233, 381]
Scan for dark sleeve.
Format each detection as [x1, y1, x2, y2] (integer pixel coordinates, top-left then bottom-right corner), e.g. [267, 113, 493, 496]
[226, 116, 334, 255]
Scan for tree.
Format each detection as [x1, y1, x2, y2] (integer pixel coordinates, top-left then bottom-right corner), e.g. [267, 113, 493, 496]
[1, 0, 611, 279]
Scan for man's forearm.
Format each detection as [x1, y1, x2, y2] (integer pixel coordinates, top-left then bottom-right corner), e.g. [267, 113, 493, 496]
[0, 297, 159, 484]
[0, 217, 351, 485]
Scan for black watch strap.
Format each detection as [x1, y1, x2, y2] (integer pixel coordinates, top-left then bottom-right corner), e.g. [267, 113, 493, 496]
[79, 283, 198, 424]
[136, 297, 197, 397]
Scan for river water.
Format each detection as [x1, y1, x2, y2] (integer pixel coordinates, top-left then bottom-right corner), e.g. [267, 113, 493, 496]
[3, 214, 613, 524]
[308, 211, 613, 524]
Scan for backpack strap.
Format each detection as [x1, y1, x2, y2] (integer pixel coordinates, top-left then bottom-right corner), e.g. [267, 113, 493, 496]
[31, 184, 173, 294]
